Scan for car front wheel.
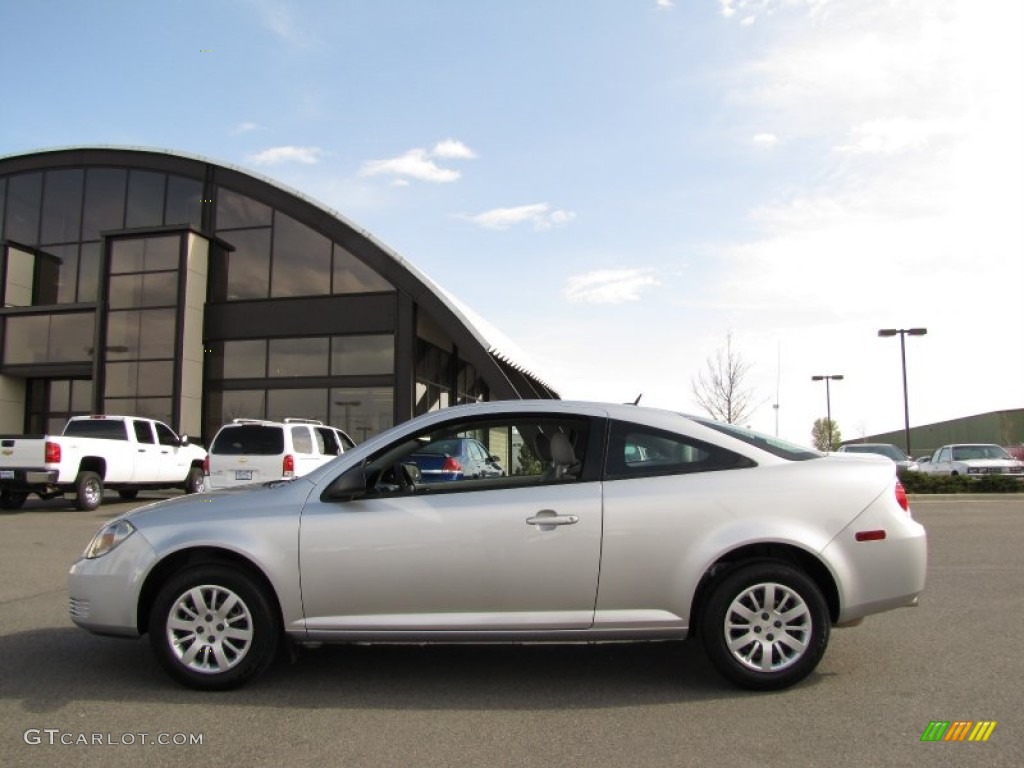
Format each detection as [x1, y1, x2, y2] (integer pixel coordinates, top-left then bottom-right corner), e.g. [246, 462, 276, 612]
[701, 561, 829, 691]
[149, 565, 279, 690]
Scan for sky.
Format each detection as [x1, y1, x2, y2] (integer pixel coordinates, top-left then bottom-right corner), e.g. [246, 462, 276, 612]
[1, 0, 1021, 445]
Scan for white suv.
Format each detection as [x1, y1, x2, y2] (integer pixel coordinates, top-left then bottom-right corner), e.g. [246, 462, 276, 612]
[205, 418, 355, 490]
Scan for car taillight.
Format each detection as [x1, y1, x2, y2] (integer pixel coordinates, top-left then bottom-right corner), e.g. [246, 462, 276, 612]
[45, 441, 61, 464]
[203, 455, 210, 476]
[895, 479, 910, 514]
[441, 456, 461, 474]
[283, 454, 295, 477]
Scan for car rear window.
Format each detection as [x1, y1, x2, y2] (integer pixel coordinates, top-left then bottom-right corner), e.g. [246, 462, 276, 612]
[62, 419, 129, 440]
[690, 417, 821, 461]
[211, 425, 285, 455]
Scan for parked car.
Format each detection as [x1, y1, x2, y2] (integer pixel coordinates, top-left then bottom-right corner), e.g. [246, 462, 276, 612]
[205, 418, 355, 490]
[0, 415, 206, 510]
[916, 443, 1024, 477]
[836, 443, 919, 472]
[69, 401, 926, 692]
[408, 436, 504, 482]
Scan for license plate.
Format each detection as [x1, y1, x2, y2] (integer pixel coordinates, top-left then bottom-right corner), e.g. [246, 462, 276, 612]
[235, 470, 253, 481]
[0, 470, 14, 479]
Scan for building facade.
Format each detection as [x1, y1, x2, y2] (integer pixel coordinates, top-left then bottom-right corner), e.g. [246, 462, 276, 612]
[0, 147, 556, 443]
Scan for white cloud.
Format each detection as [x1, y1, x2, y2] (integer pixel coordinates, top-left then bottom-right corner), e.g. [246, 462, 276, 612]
[834, 117, 957, 155]
[464, 203, 576, 231]
[564, 269, 660, 304]
[656, 0, 675, 9]
[246, 145, 325, 165]
[360, 140, 477, 184]
[753, 132, 779, 146]
[432, 139, 477, 159]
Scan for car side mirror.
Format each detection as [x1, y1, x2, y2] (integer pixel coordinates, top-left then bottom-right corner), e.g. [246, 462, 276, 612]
[324, 462, 369, 501]
[179, 434, 191, 447]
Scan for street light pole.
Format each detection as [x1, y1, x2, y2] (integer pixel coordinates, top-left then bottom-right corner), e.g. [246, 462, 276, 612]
[878, 328, 927, 456]
[811, 374, 844, 450]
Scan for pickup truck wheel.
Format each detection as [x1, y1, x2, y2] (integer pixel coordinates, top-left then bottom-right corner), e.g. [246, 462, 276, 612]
[73, 471, 103, 511]
[149, 565, 279, 690]
[184, 467, 206, 494]
[1, 490, 28, 511]
[118, 489, 139, 500]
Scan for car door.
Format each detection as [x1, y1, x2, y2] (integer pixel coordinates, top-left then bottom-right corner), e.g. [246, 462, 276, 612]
[933, 447, 953, 474]
[154, 422, 191, 483]
[129, 420, 163, 483]
[298, 414, 603, 633]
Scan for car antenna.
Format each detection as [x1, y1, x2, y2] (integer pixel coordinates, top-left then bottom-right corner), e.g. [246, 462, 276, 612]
[631, 394, 643, 405]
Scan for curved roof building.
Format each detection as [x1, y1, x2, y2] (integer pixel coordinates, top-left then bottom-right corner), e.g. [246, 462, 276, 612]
[0, 147, 557, 442]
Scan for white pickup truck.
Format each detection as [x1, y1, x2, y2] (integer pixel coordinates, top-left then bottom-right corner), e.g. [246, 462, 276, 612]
[0, 416, 207, 511]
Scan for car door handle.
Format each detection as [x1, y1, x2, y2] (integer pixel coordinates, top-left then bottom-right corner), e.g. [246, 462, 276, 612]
[526, 510, 579, 528]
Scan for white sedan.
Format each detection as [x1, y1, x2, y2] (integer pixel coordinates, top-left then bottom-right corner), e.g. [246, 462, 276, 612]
[69, 401, 927, 691]
[917, 443, 1024, 477]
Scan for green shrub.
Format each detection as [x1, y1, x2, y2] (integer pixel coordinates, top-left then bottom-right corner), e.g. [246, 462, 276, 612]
[898, 469, 1024, 493]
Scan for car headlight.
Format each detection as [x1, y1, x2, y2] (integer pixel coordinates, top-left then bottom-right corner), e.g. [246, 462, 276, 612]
[83, 520, 136, 559]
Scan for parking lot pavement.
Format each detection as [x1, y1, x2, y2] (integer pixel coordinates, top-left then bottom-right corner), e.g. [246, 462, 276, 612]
[2, 495, 1022, 768]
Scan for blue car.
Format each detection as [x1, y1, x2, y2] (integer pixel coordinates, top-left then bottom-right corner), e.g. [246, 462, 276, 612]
[410, 437, 504, 482]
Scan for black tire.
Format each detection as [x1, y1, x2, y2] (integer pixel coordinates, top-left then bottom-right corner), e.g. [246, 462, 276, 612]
[73, 471, 103, 511]
[118, 489, 139, 501]
[0, 490, 29, 511]
[700, 561, 829, 691]
[183, 466, 206, 494]
[148, 565, 280, 691]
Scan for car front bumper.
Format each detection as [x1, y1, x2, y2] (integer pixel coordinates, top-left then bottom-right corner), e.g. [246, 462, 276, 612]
[68, 530, 158, 638]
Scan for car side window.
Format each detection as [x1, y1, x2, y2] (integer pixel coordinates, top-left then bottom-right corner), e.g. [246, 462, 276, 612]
[133, 420, 155, 444]
[316, 427, 340, 456]
[938, 447, 951, 462]
[366, 416, 594, 494]
[154, 422, 178, 447]
[604, 420, 752, 479]
[291, 426, 313, 454]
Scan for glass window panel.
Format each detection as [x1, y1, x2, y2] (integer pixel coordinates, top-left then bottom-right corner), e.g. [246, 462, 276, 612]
[108, 272, 178, 309]
[41, 169, 84, 244]
[329, 387, 393, 440]
[134, 420, 155, 443]
[70, 380, 93, 412]
[5, 173, 42, 244]
[137, 361, 174, 396]
[0, 177, 6, 240]
[333, 245, 393, 294]
[267, 388, 327, 423]
[268, 337, 328, 377]
[103, 397, 171, 425]
[165, 175, 203, 227]
[48, 313, 95, 362]
[40, 244, 79, 304]
[77, 242, 100, 302]
[125, 170, 166, 228]
[221, 228, 271, 300]
[106, 361, 175, 401]
[110, 235, 179, 274]
[271, 212, 331, 298]
[49, 380, 71, 410]
[223, 339, 267, 378]
[82, 168, 126, 240]
[331, 334, 394, 376]
[216, 187, 272, 229]
[217, 390, 266, 423]
[106, 308, 175, 359]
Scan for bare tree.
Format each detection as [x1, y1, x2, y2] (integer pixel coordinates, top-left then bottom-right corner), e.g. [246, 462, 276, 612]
[691, 332, 755, 425]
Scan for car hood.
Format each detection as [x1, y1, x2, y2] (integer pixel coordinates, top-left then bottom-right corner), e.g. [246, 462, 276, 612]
[957, 459, 1022, 468]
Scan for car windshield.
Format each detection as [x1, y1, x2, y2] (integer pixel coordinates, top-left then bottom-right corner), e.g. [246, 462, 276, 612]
[690, 417, 821, 461]
[952, 445, 1011, 461]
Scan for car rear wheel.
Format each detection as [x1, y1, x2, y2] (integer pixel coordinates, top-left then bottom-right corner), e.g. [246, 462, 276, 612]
[184, 466, 205, 494]
[73, 471, 103, 511]
[0, 490, 28, 510]
[149, 565, 279, 690]
[701, 562, 829, 691]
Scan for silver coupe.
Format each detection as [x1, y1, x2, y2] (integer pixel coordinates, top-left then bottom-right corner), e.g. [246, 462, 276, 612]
[69, 401, 927, 691]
